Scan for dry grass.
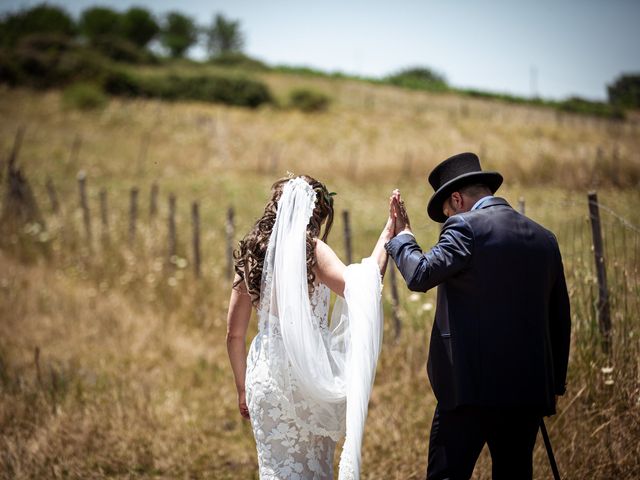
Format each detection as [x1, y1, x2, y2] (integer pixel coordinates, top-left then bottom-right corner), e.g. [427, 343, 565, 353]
[0, 77, 639, 479]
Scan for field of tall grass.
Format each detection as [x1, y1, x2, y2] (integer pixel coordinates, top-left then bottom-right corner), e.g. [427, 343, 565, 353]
[0, 75, 639, 479]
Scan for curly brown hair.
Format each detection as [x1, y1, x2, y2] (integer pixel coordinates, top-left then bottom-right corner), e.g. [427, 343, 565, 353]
[233, 175, 335, 306]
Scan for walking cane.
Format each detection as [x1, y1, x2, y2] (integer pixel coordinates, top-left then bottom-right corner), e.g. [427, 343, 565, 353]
[540, 419, 561, 480]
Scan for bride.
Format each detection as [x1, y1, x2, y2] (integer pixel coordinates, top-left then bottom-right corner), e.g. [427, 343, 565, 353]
[226, 174, 395, 479]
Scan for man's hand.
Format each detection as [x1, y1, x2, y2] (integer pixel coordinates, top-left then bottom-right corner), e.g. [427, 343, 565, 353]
[390, 189, 412, 236]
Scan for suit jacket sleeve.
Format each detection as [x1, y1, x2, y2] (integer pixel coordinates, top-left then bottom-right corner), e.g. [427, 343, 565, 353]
[549, 236, 571, 395]
[385, 215, 474, 292]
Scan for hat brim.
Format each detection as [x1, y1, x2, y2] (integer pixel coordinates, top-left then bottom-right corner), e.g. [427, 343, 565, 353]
[427, 171, 503, 223]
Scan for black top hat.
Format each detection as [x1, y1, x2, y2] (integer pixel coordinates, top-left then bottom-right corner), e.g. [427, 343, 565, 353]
[427, 152, 503, 223]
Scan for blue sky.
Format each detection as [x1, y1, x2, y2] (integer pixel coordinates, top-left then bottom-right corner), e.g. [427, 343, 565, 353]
[3, 0, 639, 100]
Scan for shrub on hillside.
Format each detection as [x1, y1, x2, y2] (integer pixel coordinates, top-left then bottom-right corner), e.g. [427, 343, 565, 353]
[3, 35, 106, 88]
[288, 88, 330, 112]
[559, 96, 625, 120]
[0, 34, 76, 86]
[386, 67, 448, 92]
[62, 83, 108, 110]
[102, 68, 142, 97]
[91, 35, 156, 64]
[105, 71, 273, 108]
[0, 49, 21, 85]
[16, 33, 75, 53]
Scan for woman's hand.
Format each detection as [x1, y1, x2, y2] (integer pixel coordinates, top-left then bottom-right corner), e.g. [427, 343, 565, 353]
[381, 195, 397, 242]
[238, 389, 250, 419]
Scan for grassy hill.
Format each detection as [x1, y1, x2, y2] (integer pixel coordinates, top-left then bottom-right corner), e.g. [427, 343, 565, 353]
[0, 65, 639, 479]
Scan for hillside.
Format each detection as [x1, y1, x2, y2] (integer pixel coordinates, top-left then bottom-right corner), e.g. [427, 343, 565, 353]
[1, 68, 639, 479]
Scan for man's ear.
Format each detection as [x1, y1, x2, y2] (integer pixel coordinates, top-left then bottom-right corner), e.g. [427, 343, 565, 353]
[451, 191, 463, 209]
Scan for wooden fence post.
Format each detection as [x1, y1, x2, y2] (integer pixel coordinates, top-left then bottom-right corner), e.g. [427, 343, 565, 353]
[0, 127, 45, 229]
[69, 135, 82, 165]
[389, 262, 402, 340]
[99, 187, 109, 243]
[45, 176, 60, 213]
[77, 170, 91, 246]
[587, 191, 612, 355]
[226, 207, 235, 280]
[518, 197, 525, 215]
[192, 201, 201, 279]
[342, 210, 353, 265]
[168, 194, 177, 266]
[150, 182, 158, 219]
[129, 187, 138, 246]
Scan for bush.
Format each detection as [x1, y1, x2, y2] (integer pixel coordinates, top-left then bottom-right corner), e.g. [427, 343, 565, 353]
[16, 32, 75, 53]
[102, 68, 142, 96]
[62, 83, 108, 110]
[91, 35, 156, 64]
[6, 37, 107, 89]
[0, 34, 79, 86]
[104, 71, 273, 108]
[385, 67, 448, 92]
[559, 96, 625, 120]
[288, 88, 330, 112]
[0, 49, 21, 85]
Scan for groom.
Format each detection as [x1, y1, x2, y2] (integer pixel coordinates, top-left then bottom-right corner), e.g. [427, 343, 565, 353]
[385, 152, 571, 479]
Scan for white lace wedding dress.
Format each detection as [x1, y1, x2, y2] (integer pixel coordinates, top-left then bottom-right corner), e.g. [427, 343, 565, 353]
[243, 177, 383, 480]
[246, 282, 343, 479]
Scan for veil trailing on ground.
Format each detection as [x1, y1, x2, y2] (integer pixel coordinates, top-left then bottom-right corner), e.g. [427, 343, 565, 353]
[257, 177, 383, 480]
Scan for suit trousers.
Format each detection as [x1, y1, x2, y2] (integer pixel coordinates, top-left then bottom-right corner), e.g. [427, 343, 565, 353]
[426, 404, 541, 480]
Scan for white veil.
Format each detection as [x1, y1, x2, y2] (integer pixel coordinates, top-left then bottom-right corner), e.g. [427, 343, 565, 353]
[258, 177, 384, 480]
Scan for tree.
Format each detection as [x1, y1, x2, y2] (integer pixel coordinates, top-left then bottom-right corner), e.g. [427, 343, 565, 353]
[206, 13, 244, 58]
[79, 6, 122, 43]
[120, 7, 159, 48]
[160, 12, 197, 58]
[608, 74, 640, 109]
[0, 4, 75, 47]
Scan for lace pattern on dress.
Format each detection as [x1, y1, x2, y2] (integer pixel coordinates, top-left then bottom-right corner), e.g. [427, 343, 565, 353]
[247, 282, 346, 479]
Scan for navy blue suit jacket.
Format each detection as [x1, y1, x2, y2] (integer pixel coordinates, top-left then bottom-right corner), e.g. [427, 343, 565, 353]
[385, 197, 571, 415]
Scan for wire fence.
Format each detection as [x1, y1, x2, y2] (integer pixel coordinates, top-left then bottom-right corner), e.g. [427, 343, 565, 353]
[4, 169, 638, 354]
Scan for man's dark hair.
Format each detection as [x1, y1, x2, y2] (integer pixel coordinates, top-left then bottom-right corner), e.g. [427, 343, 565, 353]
[457, 183, 492, 197]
